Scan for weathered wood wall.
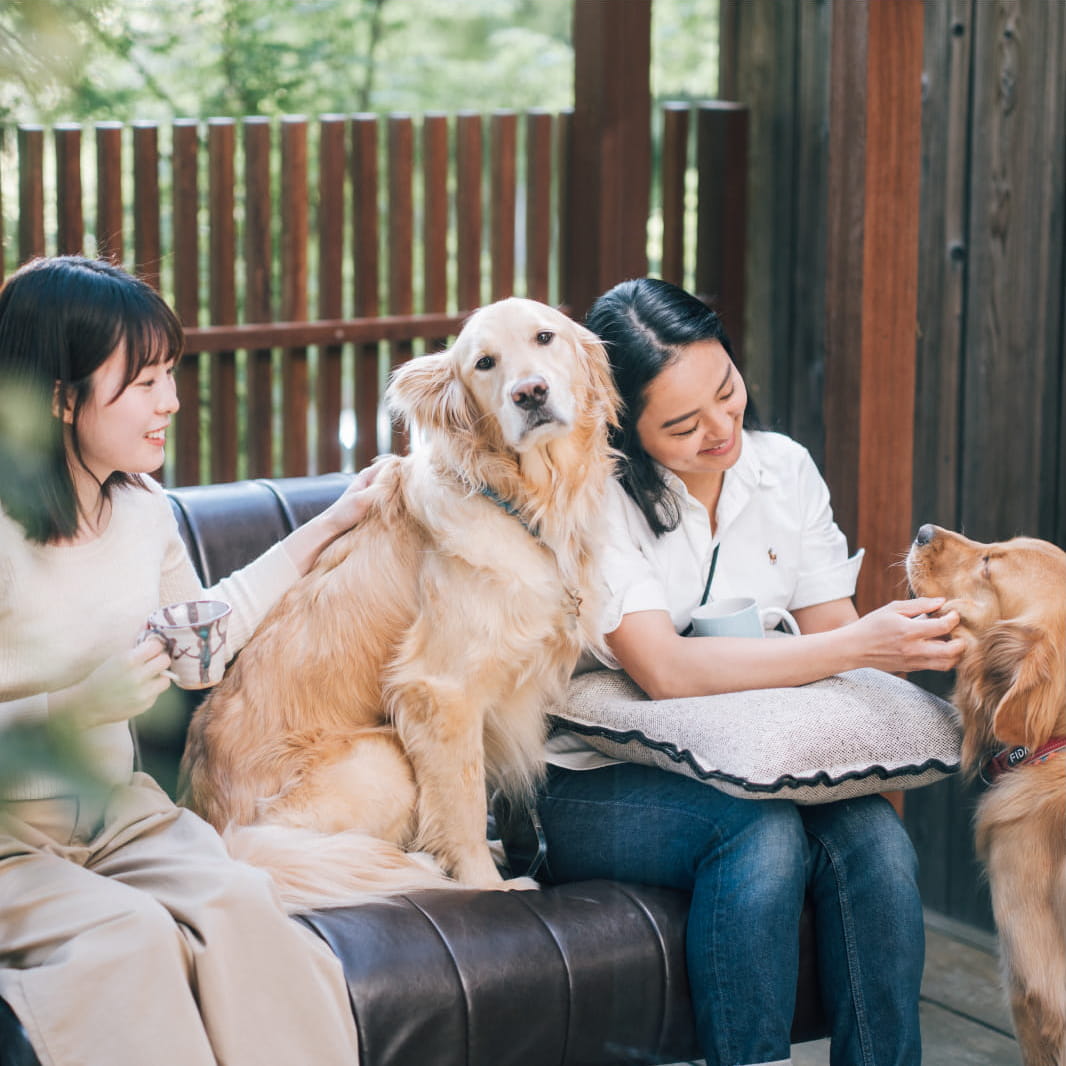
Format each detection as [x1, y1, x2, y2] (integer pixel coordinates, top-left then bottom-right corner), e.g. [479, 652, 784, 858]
[907, 0, 1066, 932]
[723, 0, 1066, 932]
[718, 0, 832, 452]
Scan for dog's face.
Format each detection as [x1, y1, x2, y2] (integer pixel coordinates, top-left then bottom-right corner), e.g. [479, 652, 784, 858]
[452, 299, 579, 450]
[906, 524, 1066, 761]
[386, 297, 617, 455]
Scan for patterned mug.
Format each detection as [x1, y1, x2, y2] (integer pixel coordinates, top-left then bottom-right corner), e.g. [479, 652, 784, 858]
[142, 599, 231, 689]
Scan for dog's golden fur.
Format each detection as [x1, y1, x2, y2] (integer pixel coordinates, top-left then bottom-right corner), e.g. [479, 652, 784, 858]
[907, 526, 1066, 1065]
[180, 297, 619, 910]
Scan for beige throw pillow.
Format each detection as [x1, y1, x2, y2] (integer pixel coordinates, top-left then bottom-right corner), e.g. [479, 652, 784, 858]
[555, 668, 961, 803]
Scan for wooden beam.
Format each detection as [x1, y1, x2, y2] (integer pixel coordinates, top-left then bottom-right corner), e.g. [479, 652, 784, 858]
[566, 0, 652, 319]
[824, 0, 925, 614]
[183, 312, 473, 354]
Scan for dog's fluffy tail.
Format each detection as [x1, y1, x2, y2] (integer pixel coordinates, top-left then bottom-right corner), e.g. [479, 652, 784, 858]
[222, 823, 459, 912]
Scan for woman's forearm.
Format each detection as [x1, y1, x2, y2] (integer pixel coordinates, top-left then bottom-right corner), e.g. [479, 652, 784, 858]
[608, 599, 961, 700]
[617, 626, 865, 700]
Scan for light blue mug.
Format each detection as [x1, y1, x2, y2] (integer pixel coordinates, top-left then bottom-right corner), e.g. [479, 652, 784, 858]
[689, 596, 800, 638]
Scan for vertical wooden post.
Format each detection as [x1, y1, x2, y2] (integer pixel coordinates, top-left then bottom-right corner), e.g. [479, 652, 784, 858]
[95, 123, 124, 264]
[243, 116, 274, 479]
[171, 119, 201, 486]
[824, 0, 925, 615]
[280, 116, 310, 477]
[422, 113, 450, 345]
[695, 102, 749, 369]
[351, 114, 381, 471]
[456, 112, 484, 313]
[317, 114, 347, 474]
[525, 110, 554, 304]
[132, 123, 161, 290]
[490, 111, 518, 302]
[18, 126, 45, 263]
[207, 118, 238, 483]
[566, 0, 652, 319]
[386, 114, 414, 455]
[54, 125, 84, 257]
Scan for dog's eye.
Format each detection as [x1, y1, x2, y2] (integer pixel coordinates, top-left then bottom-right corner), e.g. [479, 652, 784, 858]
[475, 355, 496, 371]
[535, 331, 555, 346]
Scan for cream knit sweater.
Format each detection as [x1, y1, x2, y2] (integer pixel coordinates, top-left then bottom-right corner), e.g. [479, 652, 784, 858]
[0, 476, 299, 799]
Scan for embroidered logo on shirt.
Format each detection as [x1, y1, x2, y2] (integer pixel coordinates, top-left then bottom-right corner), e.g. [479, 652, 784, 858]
[768, 548, 777, 564]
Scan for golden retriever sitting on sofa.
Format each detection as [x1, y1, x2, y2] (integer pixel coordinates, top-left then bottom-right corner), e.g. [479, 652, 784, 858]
[180, 298, 619, 909]
[907, 524, 1066, 1066]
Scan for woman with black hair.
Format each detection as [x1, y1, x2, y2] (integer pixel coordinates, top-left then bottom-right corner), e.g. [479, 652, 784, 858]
[0, 256, 371, 1065]
[506, 278, 964, 1066]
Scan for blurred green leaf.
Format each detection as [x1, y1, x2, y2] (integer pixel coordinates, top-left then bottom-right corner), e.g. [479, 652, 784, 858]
[0, 718, 111, 807]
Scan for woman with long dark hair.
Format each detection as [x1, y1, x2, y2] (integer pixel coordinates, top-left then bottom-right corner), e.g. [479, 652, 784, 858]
[507, 277, 963, 1066]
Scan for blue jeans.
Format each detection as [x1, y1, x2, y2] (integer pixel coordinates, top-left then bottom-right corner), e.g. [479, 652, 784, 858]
[501, 762, 923, 1066]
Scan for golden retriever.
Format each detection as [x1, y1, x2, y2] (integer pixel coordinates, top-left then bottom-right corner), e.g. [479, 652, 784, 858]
[906, 524, 1066, 1065]
[180, 297, 619, 909]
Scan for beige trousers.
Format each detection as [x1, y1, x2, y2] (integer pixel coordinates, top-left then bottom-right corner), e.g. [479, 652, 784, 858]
[0, 773, 359, 1066]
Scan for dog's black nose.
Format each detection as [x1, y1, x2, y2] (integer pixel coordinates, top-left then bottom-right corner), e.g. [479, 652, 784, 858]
[512, 376, 549, 410]
[915, 524, 936, 546]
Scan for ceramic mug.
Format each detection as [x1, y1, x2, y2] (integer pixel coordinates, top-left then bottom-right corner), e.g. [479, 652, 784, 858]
[689, 596, 800, 639]
[142, 599, 231, 689]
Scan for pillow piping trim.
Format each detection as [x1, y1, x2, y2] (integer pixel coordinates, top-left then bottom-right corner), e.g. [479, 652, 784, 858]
[553, 717, 962, 795]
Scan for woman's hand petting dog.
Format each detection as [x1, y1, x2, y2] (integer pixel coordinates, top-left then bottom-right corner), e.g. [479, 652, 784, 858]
[844, 596, 965, 674]
[318, 460, 388, 536]
[280, 461, 389, 577]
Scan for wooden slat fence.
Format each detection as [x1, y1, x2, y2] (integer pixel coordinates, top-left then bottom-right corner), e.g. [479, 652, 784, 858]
[0, 102, 748, 487]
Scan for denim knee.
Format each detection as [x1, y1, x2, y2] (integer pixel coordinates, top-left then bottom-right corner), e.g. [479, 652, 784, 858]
[803, 796, 919, 886]
[693, 799, 807, 914]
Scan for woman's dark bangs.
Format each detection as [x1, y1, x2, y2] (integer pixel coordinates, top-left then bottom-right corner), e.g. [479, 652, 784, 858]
[115, 307, 184, 396]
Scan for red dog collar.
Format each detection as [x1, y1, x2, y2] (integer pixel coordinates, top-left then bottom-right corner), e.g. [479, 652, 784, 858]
[982, 738, 1066, 784]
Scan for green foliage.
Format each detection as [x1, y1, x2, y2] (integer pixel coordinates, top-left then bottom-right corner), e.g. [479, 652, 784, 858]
[653, 0, 718, 101]
[1, 0, 717, 124]
[0, 377, 108, 799]
[0, 719, 111, 807]
[0, 0, 91, 121]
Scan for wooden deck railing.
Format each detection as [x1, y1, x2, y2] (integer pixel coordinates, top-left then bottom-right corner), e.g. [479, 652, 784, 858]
[0, 102, 748, 486]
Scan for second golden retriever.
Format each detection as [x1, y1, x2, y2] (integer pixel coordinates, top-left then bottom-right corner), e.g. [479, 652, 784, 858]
[180, 298, 619, 908]
[907, 524, 1066, 1066]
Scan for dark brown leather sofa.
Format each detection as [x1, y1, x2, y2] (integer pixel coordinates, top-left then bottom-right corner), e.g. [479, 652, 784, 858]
[0, 474, 826, 1066]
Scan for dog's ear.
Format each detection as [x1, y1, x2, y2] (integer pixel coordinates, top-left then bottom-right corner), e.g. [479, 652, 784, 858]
[572, 321, 621, 431]
[983, 621, 1066, 749]
[385, 350, 478, 438]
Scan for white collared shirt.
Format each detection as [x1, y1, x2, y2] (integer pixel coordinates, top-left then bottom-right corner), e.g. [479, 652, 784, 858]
[597, 429, 863, 653]
[549, 430, 863, 770]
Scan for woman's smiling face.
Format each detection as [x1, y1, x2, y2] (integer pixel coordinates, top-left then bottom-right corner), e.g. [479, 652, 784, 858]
[634, 339, 747, 478]
[70, 343, 179, 483]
